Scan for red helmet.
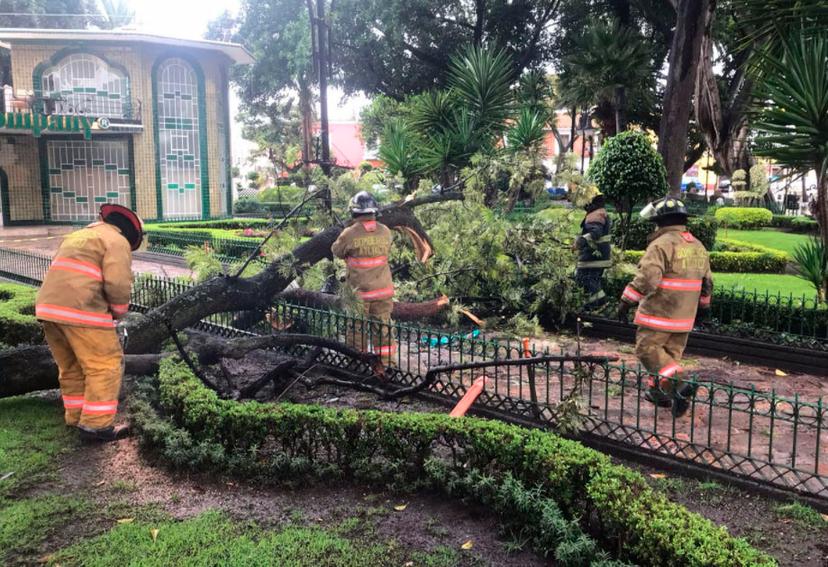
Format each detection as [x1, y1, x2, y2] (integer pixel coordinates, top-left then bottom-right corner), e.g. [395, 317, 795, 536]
[100, 204, 144, 251]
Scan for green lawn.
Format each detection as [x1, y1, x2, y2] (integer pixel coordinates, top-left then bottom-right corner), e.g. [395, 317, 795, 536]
[713, 273, 818, 298]
[717, 229, 810, 256]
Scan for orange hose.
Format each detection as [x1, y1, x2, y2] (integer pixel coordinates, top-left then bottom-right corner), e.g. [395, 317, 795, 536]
[449, 377, 486, 417]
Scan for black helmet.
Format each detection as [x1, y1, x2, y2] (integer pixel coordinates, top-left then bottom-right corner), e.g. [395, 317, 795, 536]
[100, 204, 145, 251]
[640, 197, 691, 223]
[585, 193, 606, 212]
[349, 191, 378, 215]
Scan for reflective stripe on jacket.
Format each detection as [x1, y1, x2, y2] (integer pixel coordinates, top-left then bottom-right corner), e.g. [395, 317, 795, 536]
[331, 215, 394, 300]
[576, 208, 612, 269]
[621, 225, 713, 333]
[36, 222, 133, 328]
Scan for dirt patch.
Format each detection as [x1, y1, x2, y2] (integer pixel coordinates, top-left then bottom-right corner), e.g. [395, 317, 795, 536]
[29, 433, 544, 567]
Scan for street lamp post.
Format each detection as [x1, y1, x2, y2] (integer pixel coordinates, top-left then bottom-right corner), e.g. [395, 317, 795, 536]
[577, 111, 596, 175]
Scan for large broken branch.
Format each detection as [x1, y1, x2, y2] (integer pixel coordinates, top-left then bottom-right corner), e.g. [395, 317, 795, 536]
[124, 192, 463, 354]
[278, 289, 450, 320]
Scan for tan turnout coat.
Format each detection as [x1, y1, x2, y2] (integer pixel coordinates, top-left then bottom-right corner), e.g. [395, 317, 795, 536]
[331, 217, 394, 301]
[620, 225, 713, 333]
[36, 222, 133, 328]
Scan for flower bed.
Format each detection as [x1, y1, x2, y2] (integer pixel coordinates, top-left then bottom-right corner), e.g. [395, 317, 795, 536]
[132, 358, 773, 567]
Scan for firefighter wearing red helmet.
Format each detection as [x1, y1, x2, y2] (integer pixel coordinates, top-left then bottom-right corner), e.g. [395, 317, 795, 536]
[36, 204, 144, 442]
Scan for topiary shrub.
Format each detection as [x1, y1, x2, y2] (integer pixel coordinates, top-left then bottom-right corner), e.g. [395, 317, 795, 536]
[587, 131, 668, 248]
[612, 215, 717, 250]
[0, 284, 42, 346]
[133, 358, 774, 567]
[714, 207, 773, 229]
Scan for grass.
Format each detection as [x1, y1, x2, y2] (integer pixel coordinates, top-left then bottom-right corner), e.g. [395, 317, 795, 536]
[0, 495, 89, 562]
[713, 273, 818, 298]
[718, 229, 810, 256]
[51, 510, 465, 567]
[0, 397, 74, 498]
[774, 502, 828, 528]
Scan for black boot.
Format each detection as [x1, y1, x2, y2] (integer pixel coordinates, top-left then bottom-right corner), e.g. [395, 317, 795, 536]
[644, 388, 673, 408]
[672, 382, 699, 418]
[78, 424, 130, 442]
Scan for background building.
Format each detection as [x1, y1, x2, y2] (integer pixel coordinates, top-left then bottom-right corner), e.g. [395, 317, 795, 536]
[0, 29, 252, 225]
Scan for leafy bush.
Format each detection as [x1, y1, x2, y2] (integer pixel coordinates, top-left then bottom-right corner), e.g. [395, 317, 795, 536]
[0, 284, 41, 346]
[233, 196, 265, 215]
[714, 207, 773, 229]
[133, 359, 773, 567]
[771, 215, 819, 234]
[791, 238, 827, 302]
[623, 249, 787, 273]
[612, 215, 717, 251]
[587, 131, 667, 215]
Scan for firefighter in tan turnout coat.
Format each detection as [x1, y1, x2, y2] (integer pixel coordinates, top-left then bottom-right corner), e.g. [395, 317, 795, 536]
[331, 192, 396, 366]
[617, 197, 713, 417]
[36, 204, 143, 442]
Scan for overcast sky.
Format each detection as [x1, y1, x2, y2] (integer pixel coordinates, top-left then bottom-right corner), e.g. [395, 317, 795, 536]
[132, 0, 368, 167]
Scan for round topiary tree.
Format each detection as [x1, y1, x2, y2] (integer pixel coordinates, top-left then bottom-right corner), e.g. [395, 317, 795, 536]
[587, 130, 668, 248]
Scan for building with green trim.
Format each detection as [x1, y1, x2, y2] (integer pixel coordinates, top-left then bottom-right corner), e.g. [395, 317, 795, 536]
[0, 29, 252, 226]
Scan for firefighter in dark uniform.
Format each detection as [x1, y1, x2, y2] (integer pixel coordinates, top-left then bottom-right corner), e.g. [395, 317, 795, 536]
[574, 193, 612, 310]
[617, 197, 713, 417]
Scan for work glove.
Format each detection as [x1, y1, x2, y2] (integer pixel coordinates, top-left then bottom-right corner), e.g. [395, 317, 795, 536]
[617, 301, 632, 323]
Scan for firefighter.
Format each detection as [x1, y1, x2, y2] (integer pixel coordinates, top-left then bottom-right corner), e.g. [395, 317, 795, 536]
[574, 193, 612, 310]
[617, 197, 713, 417]
[36, 204, 143, 442]
[331, 192, 396, 367]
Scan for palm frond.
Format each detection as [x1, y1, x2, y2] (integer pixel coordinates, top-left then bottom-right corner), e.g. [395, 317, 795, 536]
[447, 45, 514, 135]
[507, 108, 547, 152]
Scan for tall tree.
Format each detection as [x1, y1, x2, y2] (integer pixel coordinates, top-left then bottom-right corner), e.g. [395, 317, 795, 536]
[331, 0, 562, 99]
[207, 3, 316, 176]
[658, 0, 715, 196]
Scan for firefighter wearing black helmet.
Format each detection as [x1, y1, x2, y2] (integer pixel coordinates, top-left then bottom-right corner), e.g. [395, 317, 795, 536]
[331, 192, 396, 366]
[617, 197, 713, 417]
[35, 204, 144, 442]
[574, 193, 612, 309]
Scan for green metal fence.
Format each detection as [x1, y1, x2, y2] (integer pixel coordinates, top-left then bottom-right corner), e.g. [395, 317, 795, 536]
[270, 301, 828, 500]
[144, 231, 260, 263]
[1, 246, 826, 499]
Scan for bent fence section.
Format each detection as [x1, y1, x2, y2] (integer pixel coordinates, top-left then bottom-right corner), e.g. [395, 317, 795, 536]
[0, 246, 825, 501]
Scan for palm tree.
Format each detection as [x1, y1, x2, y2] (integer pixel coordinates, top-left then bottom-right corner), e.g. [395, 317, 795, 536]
[560, 19, 651, 135]
[753, 32, 828, 261]
[97, 0, 135, 30]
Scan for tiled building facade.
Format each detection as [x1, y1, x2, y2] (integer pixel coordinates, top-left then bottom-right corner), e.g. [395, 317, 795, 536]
[0, 30, 251, 225]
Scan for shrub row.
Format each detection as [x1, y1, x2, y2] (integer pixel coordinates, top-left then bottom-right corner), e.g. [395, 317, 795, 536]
[612, 216, 717, 251]
[714, 207, 774, 229]
[771, 215, 819, 234]
[0, 283, 41, 347]
[134, 358, 773, 567]
[624, 249, 788, 273]
[145, 230, 259, 259]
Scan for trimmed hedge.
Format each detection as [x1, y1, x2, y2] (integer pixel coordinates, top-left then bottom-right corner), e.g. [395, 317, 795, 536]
[0, 284, 41, 347]
[134, 358, 773, 567]
[145, 230, 260, 259]
[714, 207, 773, 229]
[624, 249, 788, 273]
[771, 215, 819, 234]
[612, 216, 717, 251]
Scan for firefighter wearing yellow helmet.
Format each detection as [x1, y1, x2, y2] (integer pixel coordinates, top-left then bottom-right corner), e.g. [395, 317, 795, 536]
[36, 204, 144, 442]
[617, 197, 713, 417]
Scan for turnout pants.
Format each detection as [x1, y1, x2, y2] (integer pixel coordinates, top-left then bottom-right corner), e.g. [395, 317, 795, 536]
[575, 268, 607, 309]
[635, 327, 690, 394]
[42, 321, 123, 430]
[344, 298, 396, 365]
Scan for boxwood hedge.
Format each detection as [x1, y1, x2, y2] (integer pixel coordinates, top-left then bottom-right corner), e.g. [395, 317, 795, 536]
[133, 358, 773, 567]
[714, 208, 773, 229]
[623, 249, 788, 273]
[0, 283, 42, 346]
[612, 216, 718, 251]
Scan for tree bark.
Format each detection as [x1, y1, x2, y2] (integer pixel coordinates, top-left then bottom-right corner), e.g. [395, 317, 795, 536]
[0, 346, 163, 397]
[658, 0, 715, 196]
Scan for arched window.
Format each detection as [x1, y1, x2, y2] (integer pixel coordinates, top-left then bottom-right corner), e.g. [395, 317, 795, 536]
[40, 53, 130, 118]
[155, 58, 203, 219]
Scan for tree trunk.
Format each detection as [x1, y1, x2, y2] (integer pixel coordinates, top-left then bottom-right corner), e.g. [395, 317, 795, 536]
[694, 27, 754, 178]
[0, 193, 464, 397]
[658, 0, 715, 197]
[614, 85, 627, 134]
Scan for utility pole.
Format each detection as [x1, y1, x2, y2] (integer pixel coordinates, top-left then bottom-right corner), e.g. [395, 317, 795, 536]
[307, 0, 333, 212]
